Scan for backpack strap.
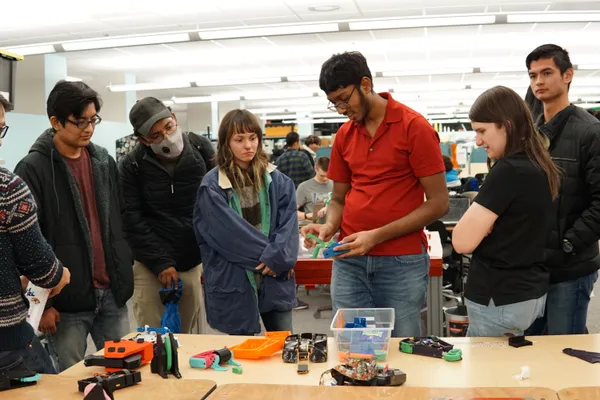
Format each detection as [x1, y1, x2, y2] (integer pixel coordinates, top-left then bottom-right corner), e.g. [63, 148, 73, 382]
[186, 132, 215, 169]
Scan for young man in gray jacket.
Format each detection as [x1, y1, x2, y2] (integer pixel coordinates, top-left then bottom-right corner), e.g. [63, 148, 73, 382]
[14, 81, 133, 372]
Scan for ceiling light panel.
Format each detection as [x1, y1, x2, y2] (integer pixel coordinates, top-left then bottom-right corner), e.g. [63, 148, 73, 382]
[3, 44, 56, 55]
[199, 23, 339, 40]
[109, 82, 191, 92]
[61, 33, 190, 51]
[507, 13, 600, 24]
[349, 15, 496, 31]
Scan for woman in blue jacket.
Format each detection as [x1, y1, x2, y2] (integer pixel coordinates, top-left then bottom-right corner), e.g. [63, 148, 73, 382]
[193, 109, 298, 335]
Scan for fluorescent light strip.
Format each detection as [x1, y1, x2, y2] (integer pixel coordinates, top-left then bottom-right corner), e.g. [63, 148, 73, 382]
[195, 77, 281, 87]
[62, 33, 190, 52]
[382, 68, 473, 77]
[109, 82, 191, 92]
[429, 118, 471, 124]
[507, 13, 600, 24]
[283, 118, 349, 124]
[349, 15, 496, 31]
[260, 114, 298, 120]
[199, 23, 339, 40]
[3, 44, 56, 55]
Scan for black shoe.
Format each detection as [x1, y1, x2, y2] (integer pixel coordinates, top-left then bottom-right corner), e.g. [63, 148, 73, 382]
[294, 299, 309, 310]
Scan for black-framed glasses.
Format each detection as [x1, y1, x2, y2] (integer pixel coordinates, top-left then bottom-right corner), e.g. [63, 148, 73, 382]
[327, 86, 356, 112]
[0, 125, 8, 138]
[66, 115, 102, 130]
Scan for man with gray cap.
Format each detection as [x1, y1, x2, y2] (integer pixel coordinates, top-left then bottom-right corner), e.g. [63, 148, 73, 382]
[119, 97, 215, 333]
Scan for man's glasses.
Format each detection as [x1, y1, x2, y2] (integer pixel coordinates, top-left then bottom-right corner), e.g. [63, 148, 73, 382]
[327, 86, 356, 112]
[66, 116, 102, 130]
[145, 120, 177, 143]
[0, 125, 8, 138]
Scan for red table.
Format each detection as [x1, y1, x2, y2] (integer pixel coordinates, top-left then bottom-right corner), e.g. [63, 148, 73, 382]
[293, 255, 444, 335]
[294, 256, 443, 285]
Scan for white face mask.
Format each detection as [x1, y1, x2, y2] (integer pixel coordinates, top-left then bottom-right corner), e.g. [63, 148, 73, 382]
[150, 127, 183, 159]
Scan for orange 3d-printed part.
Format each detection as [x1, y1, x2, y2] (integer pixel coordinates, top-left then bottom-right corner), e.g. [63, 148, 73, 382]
[229, 331, 291, 359]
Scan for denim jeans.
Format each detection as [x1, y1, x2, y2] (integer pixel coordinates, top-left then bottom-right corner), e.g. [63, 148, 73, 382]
[466, 296, 546, 337]
[331, 252, 429, 337]
[526, 270, 598, 335]
[0, 336, 56, 375]
[46, 289, 129, 372]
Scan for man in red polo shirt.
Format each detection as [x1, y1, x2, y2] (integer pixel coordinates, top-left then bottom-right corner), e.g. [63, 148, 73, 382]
[302, 52, 449, 337]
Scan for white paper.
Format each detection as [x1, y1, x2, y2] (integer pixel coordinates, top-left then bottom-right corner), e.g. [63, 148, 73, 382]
[24, 283, 50, 336]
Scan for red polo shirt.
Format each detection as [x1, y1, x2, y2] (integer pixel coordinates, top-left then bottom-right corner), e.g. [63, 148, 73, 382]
[328, 93, 445, 256]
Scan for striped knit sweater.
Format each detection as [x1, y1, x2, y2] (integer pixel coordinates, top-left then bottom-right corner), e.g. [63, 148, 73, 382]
[0, 167, 63, 351]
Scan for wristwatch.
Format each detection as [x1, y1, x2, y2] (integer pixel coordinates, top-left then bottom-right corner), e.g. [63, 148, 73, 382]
[563, 239, 574, 254]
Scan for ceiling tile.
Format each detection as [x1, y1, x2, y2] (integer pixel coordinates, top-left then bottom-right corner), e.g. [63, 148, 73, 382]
[265, 34, 327, 46]
[498, 2, 552, 12]
[423, 5, 487, 15]
[549, 1, 600, 11]
[316, 31, 375, 43]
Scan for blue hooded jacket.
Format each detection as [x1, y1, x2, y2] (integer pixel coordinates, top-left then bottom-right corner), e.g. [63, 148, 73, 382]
[193, 164, 299, 335]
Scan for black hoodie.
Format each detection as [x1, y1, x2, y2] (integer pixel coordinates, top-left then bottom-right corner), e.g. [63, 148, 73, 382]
[14, 129, 133, 312]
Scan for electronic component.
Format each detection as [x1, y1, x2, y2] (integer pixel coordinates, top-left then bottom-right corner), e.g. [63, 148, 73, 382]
[400, 336, 460, 361]
[282, 333, 328, 364]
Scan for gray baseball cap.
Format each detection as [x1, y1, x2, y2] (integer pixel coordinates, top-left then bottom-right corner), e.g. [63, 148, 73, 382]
[129, 97, 172, 137]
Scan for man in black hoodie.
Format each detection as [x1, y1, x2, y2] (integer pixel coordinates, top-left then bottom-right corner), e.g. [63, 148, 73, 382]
[119, 97, 215, 333]
[526, 44, 600, 335]
[14, 81, 133, 372]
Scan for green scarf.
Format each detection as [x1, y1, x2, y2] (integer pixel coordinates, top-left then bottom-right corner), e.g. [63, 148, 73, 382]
[227, 171, 272, 293]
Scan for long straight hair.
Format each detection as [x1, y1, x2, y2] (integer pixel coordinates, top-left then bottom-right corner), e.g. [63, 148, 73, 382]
[216, 109, 269, 193]
[469, 85, 561, 199]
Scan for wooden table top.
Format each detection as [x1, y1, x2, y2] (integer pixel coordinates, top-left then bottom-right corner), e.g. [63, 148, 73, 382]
[557, 387, 600, 400]
[59, 333, 600, 391]
[209, 384, 558, 400]
[1, 374, 216, 400]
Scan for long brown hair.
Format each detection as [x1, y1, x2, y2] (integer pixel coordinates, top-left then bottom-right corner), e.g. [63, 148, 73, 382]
[469, 85, 561, 199]
[216, 109, 270, 193]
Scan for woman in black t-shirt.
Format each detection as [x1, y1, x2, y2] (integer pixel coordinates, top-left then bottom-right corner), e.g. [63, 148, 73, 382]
[452, 86, 561, 337]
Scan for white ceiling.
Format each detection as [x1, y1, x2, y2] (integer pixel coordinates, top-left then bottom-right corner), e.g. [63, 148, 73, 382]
[3, 0, 600, 120]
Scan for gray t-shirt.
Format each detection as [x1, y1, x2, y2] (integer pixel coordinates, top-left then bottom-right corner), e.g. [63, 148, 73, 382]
[296, 179, 333, 214]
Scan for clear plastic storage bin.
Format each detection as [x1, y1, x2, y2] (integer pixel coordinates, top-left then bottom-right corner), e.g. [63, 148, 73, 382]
[330, 308, 394, 362]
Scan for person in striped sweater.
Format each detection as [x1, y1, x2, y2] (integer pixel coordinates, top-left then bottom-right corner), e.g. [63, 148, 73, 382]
[0, 94, 71, 375]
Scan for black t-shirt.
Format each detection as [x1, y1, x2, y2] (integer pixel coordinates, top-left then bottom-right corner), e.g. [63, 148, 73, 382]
[465, 153, 551, 306]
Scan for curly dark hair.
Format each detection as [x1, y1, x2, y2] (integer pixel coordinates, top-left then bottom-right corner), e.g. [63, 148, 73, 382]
[319, 51, 373, 94]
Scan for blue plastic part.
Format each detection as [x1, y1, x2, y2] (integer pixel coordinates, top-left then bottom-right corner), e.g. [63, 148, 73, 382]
[189, 357, 208, 369]
[209, 355, 228, 371]
[19, 374, 41, 383]
[354, 317, 367, 328]
[322, 242, 350, 258]
[136, 326, 171, 334]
